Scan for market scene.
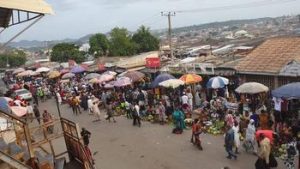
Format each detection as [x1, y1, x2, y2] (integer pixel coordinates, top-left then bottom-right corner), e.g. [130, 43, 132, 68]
[1, 0, 300, 169]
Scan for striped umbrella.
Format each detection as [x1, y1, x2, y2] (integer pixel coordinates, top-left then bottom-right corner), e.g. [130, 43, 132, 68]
[206, 76, 229, 89]
[179, 74, 202, 84]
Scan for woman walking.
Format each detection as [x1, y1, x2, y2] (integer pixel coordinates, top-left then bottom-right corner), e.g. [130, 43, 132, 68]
[106, 101, 116, 123]
[232, 121, 240, 154]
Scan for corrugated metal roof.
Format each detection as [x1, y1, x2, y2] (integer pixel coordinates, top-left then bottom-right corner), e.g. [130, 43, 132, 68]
[236, 37, 300, 74]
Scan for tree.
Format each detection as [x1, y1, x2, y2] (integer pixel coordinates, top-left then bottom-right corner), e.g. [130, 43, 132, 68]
[51, 43, 85, 63]
[89, 33, 109, 57]
[0, 50, 27, 68]
[132, 26, 159, 53]
[109, 27, 137, 56]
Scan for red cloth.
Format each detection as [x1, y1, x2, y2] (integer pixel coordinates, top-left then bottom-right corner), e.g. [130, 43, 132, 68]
[256, 130, 274, 143]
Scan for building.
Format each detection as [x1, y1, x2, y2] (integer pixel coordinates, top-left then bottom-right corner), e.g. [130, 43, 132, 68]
[236, 37, 300, 89]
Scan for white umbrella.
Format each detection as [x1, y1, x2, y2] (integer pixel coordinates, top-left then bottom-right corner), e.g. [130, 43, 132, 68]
[12, 68, 25, 74]
[103, 71, 117, 76]
[159, 79, 184, 88]
[85, 73, 101, 80]
[36, 67, 50, 73]
[16, 70, 34, 77]
[62, 73, 75, 79]
[235, 82, 269, 94]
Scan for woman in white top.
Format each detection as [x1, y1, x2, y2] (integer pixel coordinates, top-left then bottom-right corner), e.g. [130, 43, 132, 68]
[87, 96, 93, 114]
[26, 103, 34, 122]
[232, 121, 240, 154]
[56, 92, 62, 105]
[92, 101, 101, 121]
[187, 92, 193, 110]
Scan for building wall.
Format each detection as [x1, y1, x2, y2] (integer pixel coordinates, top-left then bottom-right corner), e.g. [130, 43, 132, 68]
[240, 74, 299, 90]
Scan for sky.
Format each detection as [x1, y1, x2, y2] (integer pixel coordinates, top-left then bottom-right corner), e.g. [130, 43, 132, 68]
[1, 0, 300, 42]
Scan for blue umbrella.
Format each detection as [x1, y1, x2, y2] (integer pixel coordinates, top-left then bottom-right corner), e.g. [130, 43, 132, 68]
[0, 97, 12, 113]
[206, 76, 229, 89]
[71, 66, 86, 74]
[151, 73, 175, 88]
[272, 82, 300, 99]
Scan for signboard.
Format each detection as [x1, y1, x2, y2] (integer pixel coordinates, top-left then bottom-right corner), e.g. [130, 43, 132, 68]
[146, 58, 160, 68]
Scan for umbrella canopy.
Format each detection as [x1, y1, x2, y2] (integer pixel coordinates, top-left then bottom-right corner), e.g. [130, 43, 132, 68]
[0, 97, 13, 113]
[48, 70, 61, 79]
[60, 69, 69, 74]
[36, 67, 50, 73]
[17, 70, 34, 77]
[151, 73, 175, 88]
[179, 74, 202, 84]
[10, 106, 27, 117]
[272, 82, 300, 99]
[123, 71, 145, 82]
[85, 73, 101, 80]
[12, 68, 25, 74]
[71, 65, 86, 73]
[104, 81, 115, 89]
[103, 71, 117, 76]
[114, 77, 132, 87]
[99, 74, 114, 83]
[89, 78, 100, 84]
[159, 79, 184, 88]
[235, 82, 269, 94]
[206, 76, 229, 89]
[62, 73, 75, 79]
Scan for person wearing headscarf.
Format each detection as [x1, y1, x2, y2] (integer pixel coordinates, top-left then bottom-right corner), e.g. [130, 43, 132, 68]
[245, 119, 256, 153]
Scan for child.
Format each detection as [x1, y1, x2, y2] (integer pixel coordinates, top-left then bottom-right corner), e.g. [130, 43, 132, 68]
[191, 119, 203, 150]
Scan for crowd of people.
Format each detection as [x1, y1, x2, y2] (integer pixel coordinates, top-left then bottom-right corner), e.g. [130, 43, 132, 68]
[3, 70, 300, 169]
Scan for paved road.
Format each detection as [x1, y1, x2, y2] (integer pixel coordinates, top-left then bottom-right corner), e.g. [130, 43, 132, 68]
[37, 98, 286, 169]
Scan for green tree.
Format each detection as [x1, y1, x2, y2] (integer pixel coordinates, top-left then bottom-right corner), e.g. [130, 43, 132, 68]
[109, 27, 137, 56]
[89, 33, 110, 57]
[0, 50, 27, 68]
[132, 26, 159, 53]
[51, 43, 85, 63]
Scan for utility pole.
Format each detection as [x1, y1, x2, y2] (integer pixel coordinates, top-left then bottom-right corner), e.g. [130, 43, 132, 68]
[161, 11, 176, 62]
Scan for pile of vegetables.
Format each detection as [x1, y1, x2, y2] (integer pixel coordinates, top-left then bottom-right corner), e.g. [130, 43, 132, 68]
[273, 144, 287, 160]
[184, 118, 193, 127]
[207, 120, 225, 135]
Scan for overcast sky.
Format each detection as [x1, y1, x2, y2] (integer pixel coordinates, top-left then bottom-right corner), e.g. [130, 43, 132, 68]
[2, 0, 300, 42]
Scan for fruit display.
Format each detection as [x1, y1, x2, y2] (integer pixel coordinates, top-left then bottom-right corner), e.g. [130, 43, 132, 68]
[146, 115, 154, 123]
[207, 120, 225, 135]
[184, 118, 193, 127]
[274, 144, 287, 160]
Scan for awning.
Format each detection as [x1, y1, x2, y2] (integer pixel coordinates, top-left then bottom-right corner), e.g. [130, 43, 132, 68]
[0, 0, 53, 28]
[0, 0, 54, 14]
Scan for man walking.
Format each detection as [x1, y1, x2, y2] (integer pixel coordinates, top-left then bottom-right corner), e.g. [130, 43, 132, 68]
[133, 103, 141, 127]
[33, 105, 41, 124]
[71, 95, 81, 115]
[224, 126, 237, 160]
